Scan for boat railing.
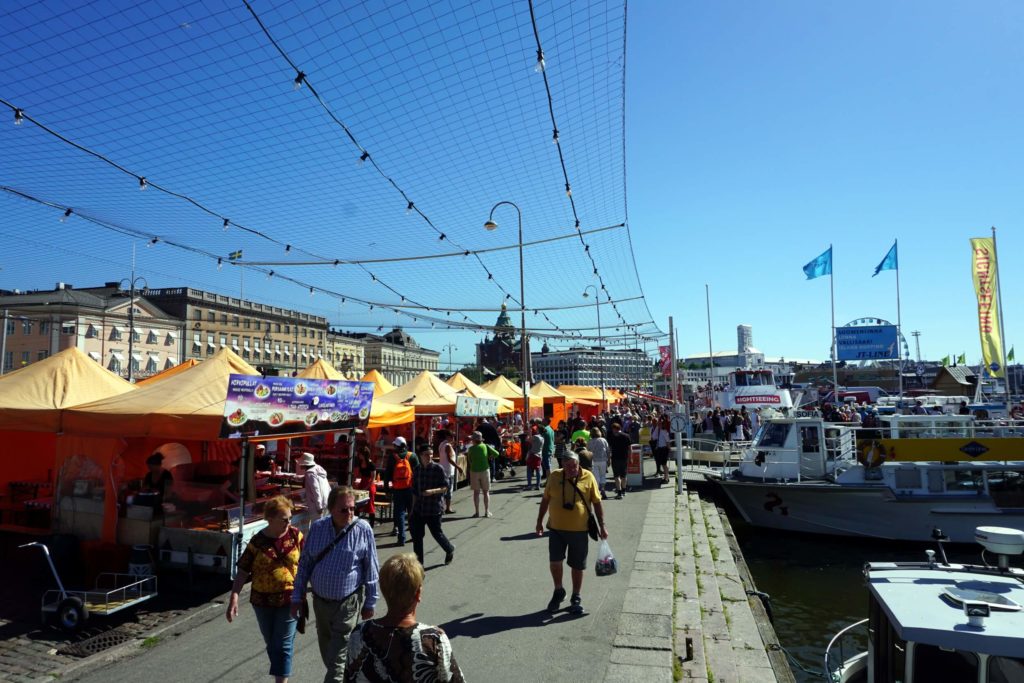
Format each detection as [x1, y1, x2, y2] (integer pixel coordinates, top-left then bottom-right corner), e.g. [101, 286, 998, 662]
[823, 617, 868, 683]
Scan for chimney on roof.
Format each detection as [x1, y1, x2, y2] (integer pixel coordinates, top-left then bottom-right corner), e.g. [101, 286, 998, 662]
[55, 282, 73, 290]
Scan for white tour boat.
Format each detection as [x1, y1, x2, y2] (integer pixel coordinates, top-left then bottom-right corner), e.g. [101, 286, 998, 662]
[716, 368, 794, 411]
[716, 411, 1024, 542]
[824, 526, 1024, 682]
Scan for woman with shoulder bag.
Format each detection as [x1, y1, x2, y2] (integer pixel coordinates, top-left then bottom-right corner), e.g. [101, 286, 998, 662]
[226, 496, 304, 683]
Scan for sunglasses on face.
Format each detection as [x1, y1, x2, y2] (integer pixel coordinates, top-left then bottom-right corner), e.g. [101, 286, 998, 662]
[337, 506, 356, 512]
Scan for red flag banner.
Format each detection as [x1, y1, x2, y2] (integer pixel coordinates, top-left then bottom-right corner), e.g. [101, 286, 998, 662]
[659, 345, 672, 377]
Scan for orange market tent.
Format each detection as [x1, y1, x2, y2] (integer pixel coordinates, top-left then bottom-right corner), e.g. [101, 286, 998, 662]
[381, 370, 460, 414]
[361, 369, 395, 396]
[0, 347, 136, 489]
[557, 384, 607, 418]
[480, 375, 543, 416]
[134, 358, 199, 386]
[530, 380, 569, 426]
[297, 358, 343, 380]
[445, 372, 514, 414]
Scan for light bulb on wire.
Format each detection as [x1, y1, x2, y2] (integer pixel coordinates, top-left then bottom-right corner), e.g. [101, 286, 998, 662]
[14, 109, 24, 125]
[293, 71, 305, 90]
[358, 151, 370, 166]
[60, 208, 72, 223]
[223, 218, 230, 231]
[406, 201, 414, 215]
[535, 49, 546, 73]
[139, 177, 148, 191]
[552, 129, 559, 144]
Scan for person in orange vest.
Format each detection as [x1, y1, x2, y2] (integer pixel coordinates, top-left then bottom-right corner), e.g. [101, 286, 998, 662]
[385, 437, 418, 546]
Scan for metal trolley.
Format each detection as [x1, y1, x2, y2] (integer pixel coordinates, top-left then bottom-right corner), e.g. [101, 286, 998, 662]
[21, 542, 158, 632]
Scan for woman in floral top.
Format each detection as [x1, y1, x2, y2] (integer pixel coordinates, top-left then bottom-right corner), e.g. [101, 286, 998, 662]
[346, 553, 464, 682]
[226, 495, 303, 683]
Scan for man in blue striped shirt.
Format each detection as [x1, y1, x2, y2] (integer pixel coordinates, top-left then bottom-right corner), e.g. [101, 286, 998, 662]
[291, 486, 379, 683]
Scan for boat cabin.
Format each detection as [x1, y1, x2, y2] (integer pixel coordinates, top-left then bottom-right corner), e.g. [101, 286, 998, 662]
[861, 563, 1024, 682]
[736, 410, 857, 481]
[718, 368, 794, 411]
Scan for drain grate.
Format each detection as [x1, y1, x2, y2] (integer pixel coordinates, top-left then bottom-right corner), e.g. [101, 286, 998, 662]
[57, 629, 134, 657]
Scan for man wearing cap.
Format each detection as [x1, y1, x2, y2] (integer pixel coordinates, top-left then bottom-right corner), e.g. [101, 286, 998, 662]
[535, 450, 606, 616]
[299, 451, 332, 522]
[467, 431, 498, 518]
[384, 437, 419, 545]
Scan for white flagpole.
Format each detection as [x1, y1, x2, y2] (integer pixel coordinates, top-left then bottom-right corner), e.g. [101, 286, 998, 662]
[830, 244, 838, 400]
[895, 239, 904, 401]
[992, 226, 1011, 408]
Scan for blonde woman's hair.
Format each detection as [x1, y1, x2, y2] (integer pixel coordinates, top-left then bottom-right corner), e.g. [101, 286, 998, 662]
[263, 495, 294, 520]
[379, 553, 424, 610]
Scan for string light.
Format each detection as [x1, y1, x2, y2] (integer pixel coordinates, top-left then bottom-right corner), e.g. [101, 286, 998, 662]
[552, 128, 559, 144]
[565, 183, 572, 198]
[223, 218, 230, 231]
[285, 244, 291, 253]
[147, 237, 159, 247]
[438, 233, 446, 241]
[139, 177, 148, 191]
[358, 151, 369, 165]
[14, 109, 24, 125]
[293, 71, 305, 90]
[309, 287, 314, 297]
[60, 208, 72, 223]
[217, 257, 223, 270]
[268, 270, 274, 279]
[535, 49, 546, 73]
[406, 201, 414, 214]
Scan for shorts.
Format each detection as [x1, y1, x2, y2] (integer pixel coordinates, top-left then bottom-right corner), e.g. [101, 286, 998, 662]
[470, 470, 490, 492]
[547, 528, 589, 570]
[611, 457, 627, 477]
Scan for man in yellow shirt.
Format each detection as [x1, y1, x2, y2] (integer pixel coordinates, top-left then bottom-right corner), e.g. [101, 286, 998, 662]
[535, 452, 607, 616]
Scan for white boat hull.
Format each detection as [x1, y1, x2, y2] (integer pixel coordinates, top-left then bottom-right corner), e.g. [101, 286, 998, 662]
[717, 480, 1024, 543]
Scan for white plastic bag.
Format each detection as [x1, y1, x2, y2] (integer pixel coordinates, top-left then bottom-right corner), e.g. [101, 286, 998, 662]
[595, 539, 618, 576]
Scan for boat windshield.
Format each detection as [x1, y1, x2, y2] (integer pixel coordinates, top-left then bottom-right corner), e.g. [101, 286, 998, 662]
[913, 644, 978, 682]
[734, 371, 774, 387]
[755, 422, 791, 448]
[989, 656, 1024, 682]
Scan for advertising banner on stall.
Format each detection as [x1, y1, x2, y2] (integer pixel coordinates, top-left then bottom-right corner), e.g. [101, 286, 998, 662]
[970, 237, 1005, 378]
[835, 325, 899, 361]
[220, 374, 374, 438]
[659, 346, 672, 377]
[455, 395, 499, 417]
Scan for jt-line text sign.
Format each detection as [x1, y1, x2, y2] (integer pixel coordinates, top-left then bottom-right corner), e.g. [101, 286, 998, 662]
[835, 325, 899, 361]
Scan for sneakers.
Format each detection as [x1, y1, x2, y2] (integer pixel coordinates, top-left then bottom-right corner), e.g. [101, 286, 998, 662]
[485, 511, 493, 518]
[615, 491, 623, 500]
[445, 546, 456, 565]
[547, 586, 566, 613]
[568, 594, 585, 616]
[471, 511, 479, 518]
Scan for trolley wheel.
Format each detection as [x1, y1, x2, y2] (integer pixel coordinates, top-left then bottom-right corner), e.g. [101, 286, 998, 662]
[494, 469, 505, 481]
[508, 468, 516, 478]
[56, 597, 87, 632]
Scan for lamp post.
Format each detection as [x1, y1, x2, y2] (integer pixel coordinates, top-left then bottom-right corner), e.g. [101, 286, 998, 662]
[443, 343, 458, 376]
[583, 285, 605, 408]
[119, 275, 148, 382]
[484, 201, 529, 426]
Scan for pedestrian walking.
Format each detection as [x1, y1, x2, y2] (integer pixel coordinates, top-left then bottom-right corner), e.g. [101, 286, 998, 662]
[608, 422, 631, 499]
[588, 427, 609, 498]
[298, 452, 331, 524]
[435, 429, 462, 514]
[541, 416, 556, 480]
[352, 447, 377, 528]
[573, 437, 593, 471]
[535, 452, 606, 616]
[226, 496, 303, 683]
[467, 431, 497, 517]
[291, 486, 380, 683]
[345, 553, 465, 682]
[652, 415, 671, 483]
[525, 421, 545, 490]
[386, 437, 417, 545]
[410, 444, 456, 566]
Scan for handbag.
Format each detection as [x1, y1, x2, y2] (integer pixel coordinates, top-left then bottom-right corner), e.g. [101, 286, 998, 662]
[270, 527, 308, 633]
[568, 476, 601, 542]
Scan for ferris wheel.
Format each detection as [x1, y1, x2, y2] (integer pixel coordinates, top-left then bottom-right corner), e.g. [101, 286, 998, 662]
[838, 317, 911, 366]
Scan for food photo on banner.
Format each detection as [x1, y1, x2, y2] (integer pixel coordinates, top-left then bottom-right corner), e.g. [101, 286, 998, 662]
[220, 374, 375, 438]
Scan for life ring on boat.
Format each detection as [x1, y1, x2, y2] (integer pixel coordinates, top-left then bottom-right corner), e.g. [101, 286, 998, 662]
[858, 441, 886, 468]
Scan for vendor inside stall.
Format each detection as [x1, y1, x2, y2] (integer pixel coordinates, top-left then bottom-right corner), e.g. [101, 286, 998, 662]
[141, 452, 174, 507]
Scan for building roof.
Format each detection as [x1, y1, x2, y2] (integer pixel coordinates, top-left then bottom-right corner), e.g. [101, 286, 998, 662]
[937, 365, 976, 386]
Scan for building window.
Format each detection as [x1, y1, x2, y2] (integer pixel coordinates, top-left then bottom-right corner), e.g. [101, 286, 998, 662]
[61, 321, 75, 335]
[275, 323, 281, 333]
[284, 325, 290, 335]
[37, 350, 49, 361]
[193, 309, 202, 320]
[221, 313, 228, 324]
[220, 334, 227, 348]
[3, 351, 12, 369]
[231, 335, 239, 351]
[302, 328, 308, 338]
[243, 318, 251, 329]
[207, 311, 215, 322]
[108, 355, 122, 374]
[193, 332, 201, 354]
[40, 321, 50, 334]
[253, 320, 261, 331]
[146, 355, 159, 373]
[5, 320, 13, 335]
[110, 326, 123, 341]
[22, 320, 32, 334]
[147, 330, 158, 344]
[85, 324, 98, 339]
[232, 315, 239, 327]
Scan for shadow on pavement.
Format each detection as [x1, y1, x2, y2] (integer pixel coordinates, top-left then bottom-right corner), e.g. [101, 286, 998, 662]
[498, 532, 541, 542]
[440, 610, 550, 639]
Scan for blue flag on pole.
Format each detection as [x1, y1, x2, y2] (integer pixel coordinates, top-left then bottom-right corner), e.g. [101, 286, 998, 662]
[802, 246, 833, 280]
[872, 241, 897, 277]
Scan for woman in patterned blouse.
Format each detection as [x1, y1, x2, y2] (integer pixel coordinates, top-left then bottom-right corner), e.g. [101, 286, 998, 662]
[346, 553, 464, 682]
[226, 495, 304, 683]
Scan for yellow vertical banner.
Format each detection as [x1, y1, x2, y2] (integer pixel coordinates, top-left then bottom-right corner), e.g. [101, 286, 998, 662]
[970, 237, 1004, 378]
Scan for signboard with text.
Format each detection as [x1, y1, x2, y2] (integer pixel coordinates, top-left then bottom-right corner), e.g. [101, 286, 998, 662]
[220, 374, 374, 438]
[835, 325, 899, 361]
[455, 395, 499, 417]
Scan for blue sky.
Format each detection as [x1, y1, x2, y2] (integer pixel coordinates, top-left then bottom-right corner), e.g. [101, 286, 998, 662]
[1, 1, 1021, 371]
[627, 1, 1023, 363]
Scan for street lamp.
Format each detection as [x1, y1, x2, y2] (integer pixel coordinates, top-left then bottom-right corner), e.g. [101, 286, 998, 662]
[484, 201, 529, 426]
[119, 275, 148, 382]
[583, 285, 605, 407]
[443, 343, 458, 376]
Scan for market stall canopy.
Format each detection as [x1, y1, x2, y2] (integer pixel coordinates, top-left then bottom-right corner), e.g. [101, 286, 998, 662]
[63, 348, 260, 440]
[445, 372, 514, 413]
[557, 384, 608, 405]
[480, 375, 543, 409]
[530, 380, 567, 398]
[298, 358, 343, 380]
[0, 346, 135, 431]
[368, 399, 414, 428]
[381, 370, 460, 413]
[361, 369, 395, 396]
[134, 358, 199, 386]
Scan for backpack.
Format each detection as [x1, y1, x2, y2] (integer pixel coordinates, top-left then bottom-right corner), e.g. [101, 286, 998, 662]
[393, 454, 412, 489]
